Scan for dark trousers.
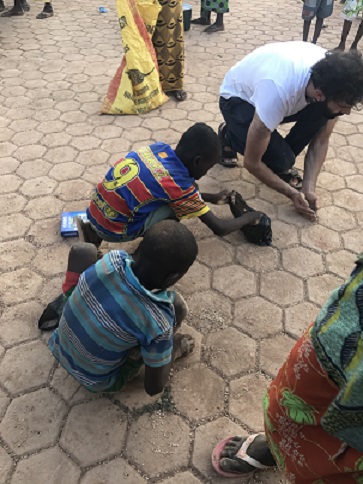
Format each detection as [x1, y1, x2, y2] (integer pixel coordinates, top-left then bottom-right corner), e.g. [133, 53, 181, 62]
[219, 96, 329, 174]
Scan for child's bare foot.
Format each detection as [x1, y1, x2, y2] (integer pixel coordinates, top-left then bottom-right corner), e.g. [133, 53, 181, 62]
[172, 333, 195, 361]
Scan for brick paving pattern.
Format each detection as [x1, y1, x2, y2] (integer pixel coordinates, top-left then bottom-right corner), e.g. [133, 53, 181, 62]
[0, 0, 363, 482]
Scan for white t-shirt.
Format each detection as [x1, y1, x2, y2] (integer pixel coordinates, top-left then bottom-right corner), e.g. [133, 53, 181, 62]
[220, 41, 327, 132]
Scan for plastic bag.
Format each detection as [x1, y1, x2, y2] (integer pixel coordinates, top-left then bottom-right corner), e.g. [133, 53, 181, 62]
[229, 191, 272, 246]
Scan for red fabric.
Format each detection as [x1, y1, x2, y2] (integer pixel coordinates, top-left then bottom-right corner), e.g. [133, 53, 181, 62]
[265, 327, 363, 483]
[62, 271, 81, 294]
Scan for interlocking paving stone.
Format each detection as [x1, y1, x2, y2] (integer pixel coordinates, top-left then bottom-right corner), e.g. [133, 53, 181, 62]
[1, 1, 362, 481]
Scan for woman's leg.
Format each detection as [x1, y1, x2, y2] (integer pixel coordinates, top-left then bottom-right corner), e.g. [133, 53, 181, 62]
[350, 19, 363, 49]
[336, 20, 352, 50]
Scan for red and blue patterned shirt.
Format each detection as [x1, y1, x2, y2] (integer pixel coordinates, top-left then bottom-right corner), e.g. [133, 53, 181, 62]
[87, 142, 209, 239]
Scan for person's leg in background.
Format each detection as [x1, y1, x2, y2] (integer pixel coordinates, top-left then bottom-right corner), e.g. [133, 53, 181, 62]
[191, 0, 211, 25]
[1, 0, 27, 17]
[204, 0, 229, 33]
[36, 1, 54, 19]
[312, 0, 333, 44]
[350, 19, 363, 49]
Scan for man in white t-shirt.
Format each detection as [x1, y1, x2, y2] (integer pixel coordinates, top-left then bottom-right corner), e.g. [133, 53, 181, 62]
[219, 41, 363, 220]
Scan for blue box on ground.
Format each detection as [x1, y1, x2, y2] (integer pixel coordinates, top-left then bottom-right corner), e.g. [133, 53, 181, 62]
[61, 211, 88, 238]
[183, 4, 192, 31]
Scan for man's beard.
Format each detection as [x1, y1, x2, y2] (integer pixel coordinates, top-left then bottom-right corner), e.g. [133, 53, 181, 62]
[319, 101, 344, 119]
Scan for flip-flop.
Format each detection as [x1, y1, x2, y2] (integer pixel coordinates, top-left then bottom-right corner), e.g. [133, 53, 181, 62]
[212, 434, 270, 478]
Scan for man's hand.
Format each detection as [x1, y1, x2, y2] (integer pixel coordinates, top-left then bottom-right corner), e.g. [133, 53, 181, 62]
[214, 189, 234, 205]
[292, 192, 316, 221]
[303, 191, 318, 212]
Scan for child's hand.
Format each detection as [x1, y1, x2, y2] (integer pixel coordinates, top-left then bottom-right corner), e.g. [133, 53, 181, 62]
[241, 211, 263, 225]
[215, 189, 234, 205]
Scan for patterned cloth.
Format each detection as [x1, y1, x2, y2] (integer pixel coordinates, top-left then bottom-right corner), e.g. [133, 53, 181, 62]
[153, 0, 184, 92]
[201, 0, 229, 15]
[87, 142, 209, 241]
[101, 0, 168, 115]
[264, 255, 363, 483]
[49, 251, 177, 392]
[342, 0, 363, 20]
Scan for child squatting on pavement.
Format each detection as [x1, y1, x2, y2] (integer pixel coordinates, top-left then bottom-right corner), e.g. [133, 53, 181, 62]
[76, 122, 261, 247]
[47, 220, 198, 396]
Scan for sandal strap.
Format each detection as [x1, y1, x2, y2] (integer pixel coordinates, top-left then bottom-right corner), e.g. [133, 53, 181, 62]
[236, 434, 270, 470]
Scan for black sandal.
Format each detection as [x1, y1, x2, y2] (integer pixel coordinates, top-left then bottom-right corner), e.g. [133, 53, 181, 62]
[166, 90, 187, 102]
[38, 294, 65, 331]
[218, 122, 238, 167]
[278, 168, 303, 189]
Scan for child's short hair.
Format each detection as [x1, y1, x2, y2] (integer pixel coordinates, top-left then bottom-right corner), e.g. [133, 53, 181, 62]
[138, 220, 198, 277]
[175, 123, 221, 164]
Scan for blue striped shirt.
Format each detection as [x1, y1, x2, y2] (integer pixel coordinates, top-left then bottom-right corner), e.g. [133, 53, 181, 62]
[48, 251, 176, 392]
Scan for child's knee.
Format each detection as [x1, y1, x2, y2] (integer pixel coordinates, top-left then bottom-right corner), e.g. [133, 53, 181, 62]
[67, 243, 98, 273]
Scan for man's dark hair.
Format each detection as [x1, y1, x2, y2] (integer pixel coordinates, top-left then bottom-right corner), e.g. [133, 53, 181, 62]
[175, 122, 221, 163]
[311, 50, 363, 107]
[138, 220, 198, 277]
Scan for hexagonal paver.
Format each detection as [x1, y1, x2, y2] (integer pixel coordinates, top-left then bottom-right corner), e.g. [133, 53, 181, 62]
[25, 196, 64, 220]
[49, 162, 84, 182]
[317, 206, 356, 231]
[326, 250, 356, 278]
[234, 297, 283, 338]
[236, 244, 279, 272]
[0, 213, 31, 242]
[205, 328, 256, 377]
[192, 417, 243, 481]
[260, 271, 304, 306]
[186, 290, 232, 333]
[282, 246, 324, 278]
[60, 399, 127, 466]
[31, 244, 69, 277]
[0, 269, 43, 305]
[76, 149, 110, 166]
[0, 446, 13, 484]
[160, 471, 202, 484]
[0, 388, 10, 419]
[20, 176, 57, 197]
[285, 302, 318, 339]
[17, 159, 52, 179]
[0, 301, 43, 346]
[126, 413, 190, 477]
[0, 240, 35, 272]
[0, 193, 26, 215]
[12, 447, 81, 484]
[213, 265, 256, 299]
[0, 174, 22, 194]
[112, 367, 159, 411]
[342, 229, 363, 253]
[0, 340, 53, 395]
[334, 189, 363, 212]
[197, 238, 234, 268]
[229, 373, 269, 431]
[175, 261, 211, 296]
[50, 366, 98, 405]
[0, 388, 66, 454]
[301, 224, 341, 252]
[260, 334, 296, 376]
[55, 180, 92, 202]
[308, 274, 344, 306]
[346, 174, 363, 193]
[81, 458, 146, 484]
[277, 204, 311, 227]
[317, 171, 345, 191]
[172, 365, 224, 420]
[0, 157, 19, 175]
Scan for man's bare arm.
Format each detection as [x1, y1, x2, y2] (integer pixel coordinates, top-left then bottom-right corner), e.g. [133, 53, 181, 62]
[243, 113, 315, 220]
[302, 118, 337, 194]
